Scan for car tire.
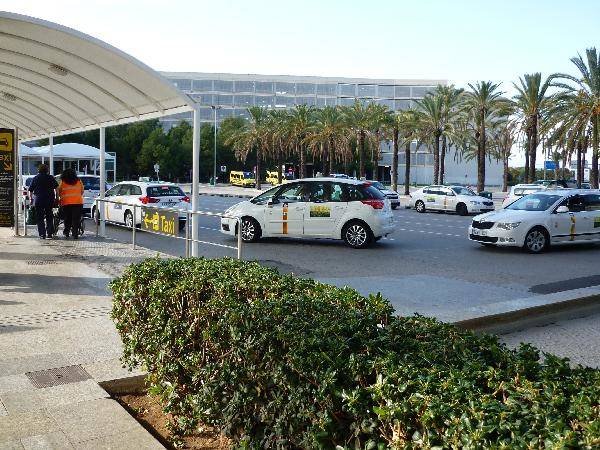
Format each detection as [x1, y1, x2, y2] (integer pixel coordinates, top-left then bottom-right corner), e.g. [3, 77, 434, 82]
[415, 200, 426, 213]
[456, 203, 468, 216]
[239, 217, 261, 243]
[342, 220, 373, 249]
[179, 221, 186, 232]
[391, 204, 398, 210]
[124, 210, 134, 228]
[523, 227, 549, 254]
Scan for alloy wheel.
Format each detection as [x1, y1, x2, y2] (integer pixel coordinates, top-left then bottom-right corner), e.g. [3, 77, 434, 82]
[125, 212, 133, 228]
[241, 219, 255, 241]
[416, 201, 425, 213]
[346, 224, 368, 248]
[526, 230, 546, 253]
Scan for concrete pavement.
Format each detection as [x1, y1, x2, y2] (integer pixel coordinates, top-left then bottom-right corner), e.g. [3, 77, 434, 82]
[0, 228, 164, 449]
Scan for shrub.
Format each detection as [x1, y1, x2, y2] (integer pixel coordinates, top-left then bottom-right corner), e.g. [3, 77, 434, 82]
[111, 258, 600, 449]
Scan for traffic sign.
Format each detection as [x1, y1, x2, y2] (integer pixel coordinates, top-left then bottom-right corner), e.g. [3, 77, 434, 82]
[0, 128, 15, 227]
[545, 161, 556, 170]
[220, 165, 227, 173]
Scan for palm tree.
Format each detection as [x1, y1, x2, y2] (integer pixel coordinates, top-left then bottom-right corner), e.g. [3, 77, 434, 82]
[436, 85, 465, 184]
[463, 81, 505, 192]
[367, 103, 392, 181]
[342, 100, 375, 178]
[223, 106, 268, 189]
[306, 106, 348, 176]
[513, 73, 554, 183]
[287, 105, 315, 178]
[414, 93, 444, 184]
[490, 117, 518, 192]
[552, 48, 600, 188]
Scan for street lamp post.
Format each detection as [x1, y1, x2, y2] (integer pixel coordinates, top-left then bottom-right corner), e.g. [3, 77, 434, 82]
[211, 105, 222, 186]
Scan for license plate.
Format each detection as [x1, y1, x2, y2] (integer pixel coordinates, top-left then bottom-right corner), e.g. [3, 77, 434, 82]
[162, 201, 177, 207]
[472, 229, 487, 236]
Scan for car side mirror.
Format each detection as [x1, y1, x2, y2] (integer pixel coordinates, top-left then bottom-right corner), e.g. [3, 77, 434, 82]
[556, 206, 569, 213]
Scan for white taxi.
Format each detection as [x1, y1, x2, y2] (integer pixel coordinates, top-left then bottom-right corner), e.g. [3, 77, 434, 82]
[501, 184, 544, 208]
[469, 190, 600, 253]
[411, 185, 495, 215]
[92, 181, 190, 230]
[220, 178, 395, 248]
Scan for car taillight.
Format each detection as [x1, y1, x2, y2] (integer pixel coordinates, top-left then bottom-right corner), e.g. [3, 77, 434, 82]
[181, 196, 190, 203]
[361, 199, 384, 209]
[139, 196, 160, 204]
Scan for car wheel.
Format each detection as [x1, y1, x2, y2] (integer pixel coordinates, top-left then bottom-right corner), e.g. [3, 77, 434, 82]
[456, 203, 468, 216]
[415, 200, 426, 213]
[524, 227, 549, 254]
[124, 210, 134, 228]
[342, 221, 373, 249]
[179, 221, 186, 231]
[239, 217, 261, 243]
[391, 204, 398, 210]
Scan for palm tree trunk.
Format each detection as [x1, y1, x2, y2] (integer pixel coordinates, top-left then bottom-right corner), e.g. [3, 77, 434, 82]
[391, 127, 399, 192]
[503, 153, 508, 192]
[529, 119, 538, 182]
[440, 135, 446, 184]
[358, 130, 366, 178]
[277, 146, 283, 184]
[592, 115, 599, 189]
[433, 135, 440, 185]
[478, 112, 486, 192]
[404, 141, 411, 196]
[524, 133, 530, 183]
[299, 143, 305, 179]
[256, 147, 262, 190]
[577, 139, 583, 188]
[372, 132, 379, 181]
[328, 137, 335, 176]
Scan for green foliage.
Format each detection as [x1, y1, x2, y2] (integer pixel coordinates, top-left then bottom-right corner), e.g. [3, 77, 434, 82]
[112, 258, 600, 449]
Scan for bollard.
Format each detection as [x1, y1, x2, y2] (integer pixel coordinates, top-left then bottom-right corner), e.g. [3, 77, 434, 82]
[95, 199, 99, 237]
[131, 204, 136, 249]
[185, 211, 190, 258]
[237, 217, 243, 260]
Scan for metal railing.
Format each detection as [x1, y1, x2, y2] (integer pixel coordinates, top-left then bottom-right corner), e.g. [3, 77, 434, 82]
[93, 198, 243, 259]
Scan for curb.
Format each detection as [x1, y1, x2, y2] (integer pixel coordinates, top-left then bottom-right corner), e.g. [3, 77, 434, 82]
[454, 288, 600, 334]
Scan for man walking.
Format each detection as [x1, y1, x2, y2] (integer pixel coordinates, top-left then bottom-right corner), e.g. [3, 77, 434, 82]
[28, 164, 58, 239]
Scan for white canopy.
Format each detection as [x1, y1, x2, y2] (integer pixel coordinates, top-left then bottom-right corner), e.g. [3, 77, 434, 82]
[0, 11, 195, 141]
[20, 142, 114, 160]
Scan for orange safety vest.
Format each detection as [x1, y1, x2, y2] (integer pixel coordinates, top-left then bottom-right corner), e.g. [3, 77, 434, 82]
[58, 180, 84, 206]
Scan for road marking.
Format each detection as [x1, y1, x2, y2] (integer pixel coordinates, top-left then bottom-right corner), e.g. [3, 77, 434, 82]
[396, 227, 463, 238]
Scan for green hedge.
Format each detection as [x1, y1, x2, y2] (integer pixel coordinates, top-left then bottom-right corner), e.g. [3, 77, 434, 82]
[111, 258, 600, 449]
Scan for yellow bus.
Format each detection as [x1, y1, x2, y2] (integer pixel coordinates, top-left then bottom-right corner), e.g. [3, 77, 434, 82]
[229, 171, 255, 187]
[266, 170, 293, 185]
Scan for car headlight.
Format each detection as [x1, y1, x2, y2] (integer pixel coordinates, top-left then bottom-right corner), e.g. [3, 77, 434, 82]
[469, 201, 481, 205]
[496, 222, 521, 230]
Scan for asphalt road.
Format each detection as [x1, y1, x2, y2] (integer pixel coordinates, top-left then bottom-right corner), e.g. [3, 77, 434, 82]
[86, 195, 600, 322]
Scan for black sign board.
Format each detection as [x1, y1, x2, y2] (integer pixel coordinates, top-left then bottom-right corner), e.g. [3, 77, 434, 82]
[0, 128, 15, 227]
[141, 206, 178, 236]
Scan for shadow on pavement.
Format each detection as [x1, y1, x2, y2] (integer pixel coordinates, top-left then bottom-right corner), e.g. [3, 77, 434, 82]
[0, 272, 110, 296]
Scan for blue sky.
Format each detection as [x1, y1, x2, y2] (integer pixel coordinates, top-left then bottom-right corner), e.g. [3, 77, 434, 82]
[7, 0, 600, 94]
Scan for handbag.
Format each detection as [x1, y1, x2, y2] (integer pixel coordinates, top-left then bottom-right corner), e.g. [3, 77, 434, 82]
[26, 205, 37, 225]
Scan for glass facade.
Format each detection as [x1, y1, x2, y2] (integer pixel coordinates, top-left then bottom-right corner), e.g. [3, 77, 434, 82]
[160, 73, 440, 127]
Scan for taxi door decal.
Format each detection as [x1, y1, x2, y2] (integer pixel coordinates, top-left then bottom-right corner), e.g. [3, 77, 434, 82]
[570, 215, 576, 241]
[310, 205, 330, 218]
[443, 197, 447, 209]
[282, 202, 288, 234]
[594, 217, 600, 228]
[426, 196, 435, 203]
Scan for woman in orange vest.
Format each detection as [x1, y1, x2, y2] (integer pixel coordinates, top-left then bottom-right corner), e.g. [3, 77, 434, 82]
[58, 168, 84, 239]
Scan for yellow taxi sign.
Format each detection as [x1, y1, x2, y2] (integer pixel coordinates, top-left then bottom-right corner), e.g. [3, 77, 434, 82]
[0, 130, 13, 152]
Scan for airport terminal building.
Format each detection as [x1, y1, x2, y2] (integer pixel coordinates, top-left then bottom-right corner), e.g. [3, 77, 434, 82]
[160, 72, 503, 185]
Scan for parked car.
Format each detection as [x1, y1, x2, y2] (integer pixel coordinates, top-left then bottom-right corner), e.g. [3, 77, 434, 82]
[220, 178, 395, 248]
[501, 184, 545, 208]
[469, 189, 600, 253]
[367, 181, 400, 209]
[230, 171, 256, 187]
[92, 181, 190, 231]
[55, 174, 102, 215]
[410, 185, 494, 215]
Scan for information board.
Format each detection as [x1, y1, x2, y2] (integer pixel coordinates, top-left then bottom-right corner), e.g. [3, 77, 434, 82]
[141, 206, 178, 236]
[0, 128, 15, 227]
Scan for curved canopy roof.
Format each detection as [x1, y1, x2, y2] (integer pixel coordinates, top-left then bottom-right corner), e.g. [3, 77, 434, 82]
[0, 11, 194, 142]
[21, 142, 114, 160]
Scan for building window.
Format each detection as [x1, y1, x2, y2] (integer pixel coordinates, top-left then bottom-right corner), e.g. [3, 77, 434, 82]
[339, 97, 355, 106]
[411, 86, 435, 97]
[296, 96, 316, 106]
[233, 109, 250, 120]
[192, 79, 213, 91]
[214, 80, 234, 92]
[234, 95, 254, 107]
[255, 81, 274, 94]
[325, 97, 338, 106]
[256, 95, 275, 107]
[275, 82, 295, 95]
[296, 83, 316, 95]
[394, 86, 411, 98]
[316, 97, 326, 107]
[217, 109, 233, 121]
[377, 99, 394, 109]
[338, 83, 356, 97]
[190, 93, 214, 105]
[172, 79, 192, 91]
[358, 84, 376, 98]
[215, 94, 234, 106]
[274, 95, 295, 108]
[317, 84, 336, 96]
[233, 81, 255, 93]
[378, 85, 394, 97]
[395, 99, 413, 110]
[199, 108, 213, 121]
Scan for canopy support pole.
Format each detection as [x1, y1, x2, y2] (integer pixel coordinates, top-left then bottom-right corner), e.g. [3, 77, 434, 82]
[191, 106, 200, 257]
[99, 127, 106, 237]
[13, 128, 19, 236]
[49, 136, 54, 175]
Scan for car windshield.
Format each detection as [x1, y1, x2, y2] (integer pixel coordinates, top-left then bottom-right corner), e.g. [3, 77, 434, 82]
[243, 172, 254, 179]
[371, 181, 385, 190]
[451, 186, 476, 196]
[507, 194, 562, 211]
[147, 185, 185, 197]
[251, 185, 279, 205]
[514, 187, 542, 196]
[80, 177, 100, 190]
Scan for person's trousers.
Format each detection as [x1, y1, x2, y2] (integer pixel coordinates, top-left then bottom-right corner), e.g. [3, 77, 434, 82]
[35, 205, 53, 237]
[62, 204, 83, 237]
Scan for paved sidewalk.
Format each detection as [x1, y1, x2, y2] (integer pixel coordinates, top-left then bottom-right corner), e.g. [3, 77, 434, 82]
[0, 228, 165, 449]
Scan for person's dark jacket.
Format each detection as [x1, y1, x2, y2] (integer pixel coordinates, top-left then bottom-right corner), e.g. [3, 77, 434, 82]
[29, 173, 58, 207]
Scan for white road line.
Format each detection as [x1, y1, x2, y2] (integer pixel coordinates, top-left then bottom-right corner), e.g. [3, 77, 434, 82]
[396, 227, 463, 238]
